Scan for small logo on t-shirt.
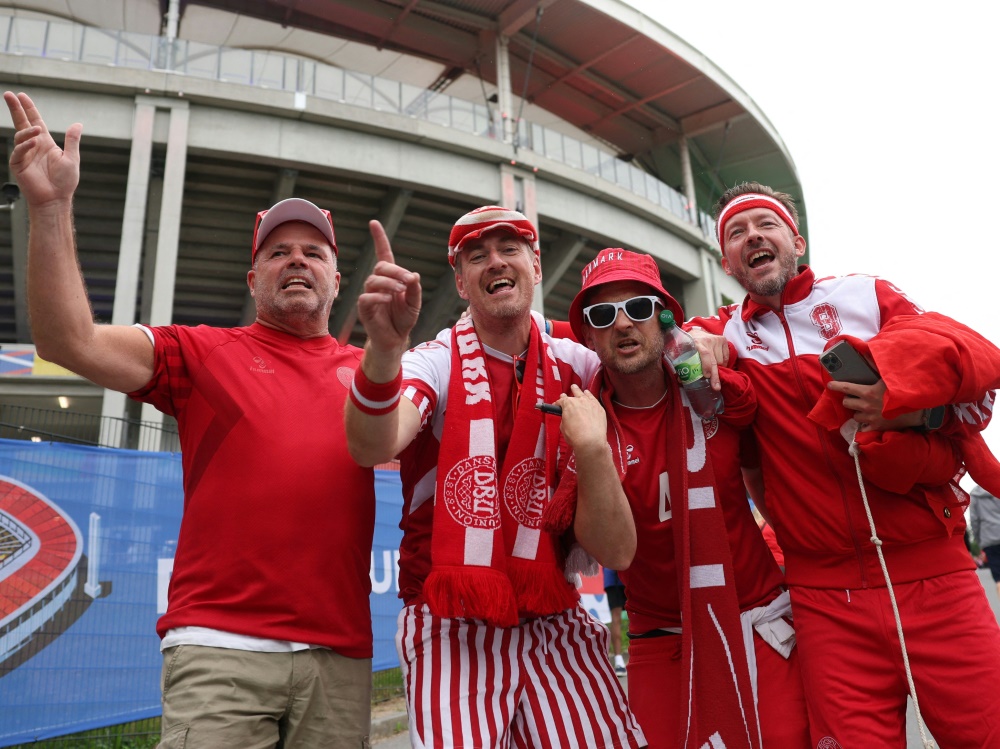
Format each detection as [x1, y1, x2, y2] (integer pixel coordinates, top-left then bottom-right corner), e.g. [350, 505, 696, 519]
[702, 417, 719, 439]
[817, 739, 843, 749]
[626, 444, 640, 466]
[250, 355, 274, 374]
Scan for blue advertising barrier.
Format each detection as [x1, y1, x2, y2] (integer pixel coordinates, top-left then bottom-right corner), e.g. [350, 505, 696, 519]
[0, 438, 405, 746]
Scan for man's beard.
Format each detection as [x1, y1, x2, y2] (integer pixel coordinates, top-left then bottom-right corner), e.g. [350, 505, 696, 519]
[602, 334, 665, 376]
[479, 289, 531, 320]
[732, 252, 798, 298]
[256, 292, 328, 325]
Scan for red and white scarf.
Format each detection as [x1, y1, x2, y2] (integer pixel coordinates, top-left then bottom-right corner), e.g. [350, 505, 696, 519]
[422, 315, 580, 627]
[545, 364, 762, 749]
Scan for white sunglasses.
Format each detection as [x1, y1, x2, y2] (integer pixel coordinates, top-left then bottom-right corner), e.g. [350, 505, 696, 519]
[582, 296, 662, 328]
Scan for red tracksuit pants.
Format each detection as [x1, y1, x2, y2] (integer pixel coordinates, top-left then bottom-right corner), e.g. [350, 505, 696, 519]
[792, 570, 1000, 748]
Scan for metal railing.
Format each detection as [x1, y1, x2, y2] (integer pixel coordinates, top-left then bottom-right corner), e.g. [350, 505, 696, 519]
[0, 13, 717, 239]
[0, 404, 180, 453]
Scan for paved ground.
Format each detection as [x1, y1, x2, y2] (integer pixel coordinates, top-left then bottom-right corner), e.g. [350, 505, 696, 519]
[375, 568, 1000, 748]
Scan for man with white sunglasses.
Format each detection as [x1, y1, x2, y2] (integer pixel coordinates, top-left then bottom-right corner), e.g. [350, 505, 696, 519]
[544, 248, 809, 749]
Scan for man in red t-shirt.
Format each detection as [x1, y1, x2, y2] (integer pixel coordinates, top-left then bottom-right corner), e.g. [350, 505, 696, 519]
[6, 91, 375, 748]
[552, 248, 808, 748]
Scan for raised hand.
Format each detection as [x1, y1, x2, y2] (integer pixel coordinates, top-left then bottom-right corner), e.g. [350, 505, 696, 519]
[4, 92, 82, 209]
[357, 220, 422, 357]
[556, 384, 609, 457]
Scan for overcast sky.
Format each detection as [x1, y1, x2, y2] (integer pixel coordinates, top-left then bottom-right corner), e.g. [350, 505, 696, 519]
[625, 1, 1000, 477]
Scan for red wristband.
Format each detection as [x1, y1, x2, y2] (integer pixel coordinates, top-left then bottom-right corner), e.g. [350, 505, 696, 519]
[350, 367, 402, 416]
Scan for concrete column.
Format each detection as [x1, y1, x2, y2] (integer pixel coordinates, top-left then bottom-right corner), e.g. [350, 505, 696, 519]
[495, 35, 514, 144]
[100, 100, 155, 447]
[163, 0, 180, 69]
[682, 247, 719, 319]
[333, 188, 411, 343]
[679, 134, 698, 225]
[140, 101, 190, 449]
[500, 165, 541, 314]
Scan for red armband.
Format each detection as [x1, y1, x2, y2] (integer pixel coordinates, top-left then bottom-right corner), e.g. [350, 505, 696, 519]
[350, 367, 402, 416]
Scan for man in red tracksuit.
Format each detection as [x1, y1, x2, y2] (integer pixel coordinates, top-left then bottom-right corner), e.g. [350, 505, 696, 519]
[690, 181, 1000, 747]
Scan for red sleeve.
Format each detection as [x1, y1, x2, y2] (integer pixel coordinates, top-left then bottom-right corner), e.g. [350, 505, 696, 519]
[549, 319, 577, 342]
[128, 325, 190, 417]
[685, 304, 738, 335]
[873, 277, 923, 322]
[717, 347, 756, 428]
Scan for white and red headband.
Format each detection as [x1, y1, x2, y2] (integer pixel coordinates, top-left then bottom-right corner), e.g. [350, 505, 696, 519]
[447, 206, 539, 267]
[715, 193, 798, 246]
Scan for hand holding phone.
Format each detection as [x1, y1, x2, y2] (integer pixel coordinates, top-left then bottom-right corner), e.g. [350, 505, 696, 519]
[819, 341, 880, 386]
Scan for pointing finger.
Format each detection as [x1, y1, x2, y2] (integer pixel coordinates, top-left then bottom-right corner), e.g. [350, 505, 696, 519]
[370, 220, 395, 266]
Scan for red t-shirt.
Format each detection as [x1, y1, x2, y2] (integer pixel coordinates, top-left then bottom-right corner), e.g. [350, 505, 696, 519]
[131, 323, 376, 657]
[615, 382, 783, 634]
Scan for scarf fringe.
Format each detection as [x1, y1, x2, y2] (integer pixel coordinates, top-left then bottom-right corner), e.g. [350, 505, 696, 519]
[423, 567, 519, 628]
[507, 556, 580, 616]
[541, 474, 577, 534]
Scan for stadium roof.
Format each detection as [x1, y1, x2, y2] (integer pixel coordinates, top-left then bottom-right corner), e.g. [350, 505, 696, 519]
[1, 0, 806, 235]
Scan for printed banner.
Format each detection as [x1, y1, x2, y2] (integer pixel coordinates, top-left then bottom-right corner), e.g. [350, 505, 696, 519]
[0, 439, 404, 745]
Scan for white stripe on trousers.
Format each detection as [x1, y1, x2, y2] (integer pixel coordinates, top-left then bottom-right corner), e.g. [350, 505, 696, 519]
[396, 603, 647, 749]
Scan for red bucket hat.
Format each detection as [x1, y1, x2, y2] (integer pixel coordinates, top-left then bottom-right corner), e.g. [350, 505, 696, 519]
[447, 205, 539, 267]
[568, 248, 683, 341]
[252, 198, 337, 264]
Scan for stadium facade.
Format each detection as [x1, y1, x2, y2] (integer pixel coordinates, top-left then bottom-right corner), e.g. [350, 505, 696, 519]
[0, 0, 805, 447]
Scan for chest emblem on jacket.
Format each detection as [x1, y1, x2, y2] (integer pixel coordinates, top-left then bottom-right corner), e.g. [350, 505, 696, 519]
[810, 303, 842, 340]
[746, 330, 768, 352]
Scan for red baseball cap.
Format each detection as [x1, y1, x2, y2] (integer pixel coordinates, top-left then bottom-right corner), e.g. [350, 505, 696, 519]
[447, 205, 538, 267]
[252, 198, 337, 263]
[568, 248, 683, 341]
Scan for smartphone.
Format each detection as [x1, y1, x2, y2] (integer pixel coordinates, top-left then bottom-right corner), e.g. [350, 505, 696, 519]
[818, 340, 880, 385]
